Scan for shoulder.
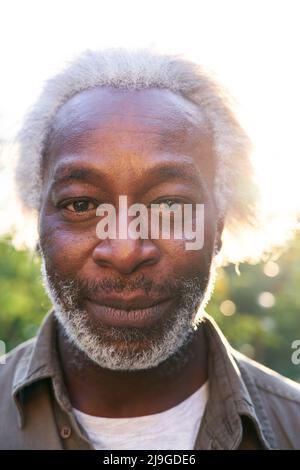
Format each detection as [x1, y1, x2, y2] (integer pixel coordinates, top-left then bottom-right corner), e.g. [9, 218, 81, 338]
[0, 338, 37, 449]
[233, 349, 300, 449]
[0, 338, 37, 387]
[0, 338, 37, 421]
[234, 349, 300, 402]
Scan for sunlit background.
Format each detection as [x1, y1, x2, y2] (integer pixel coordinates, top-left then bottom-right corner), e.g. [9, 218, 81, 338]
[0, 0, 300, 379]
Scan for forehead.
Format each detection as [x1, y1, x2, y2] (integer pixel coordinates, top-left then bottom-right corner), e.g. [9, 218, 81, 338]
[44, 87, 215, 183]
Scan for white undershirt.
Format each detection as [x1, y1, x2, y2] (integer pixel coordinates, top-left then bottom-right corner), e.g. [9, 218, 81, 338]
[73, 381, 209, 450]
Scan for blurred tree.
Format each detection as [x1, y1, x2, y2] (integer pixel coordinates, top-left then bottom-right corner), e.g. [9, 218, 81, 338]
[0, 232, 300, 381]
[0, 234, 50, 351]
[207, 234, 300, 381]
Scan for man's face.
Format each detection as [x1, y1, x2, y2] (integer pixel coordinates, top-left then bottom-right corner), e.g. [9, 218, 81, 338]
[39, 87, 221, 371]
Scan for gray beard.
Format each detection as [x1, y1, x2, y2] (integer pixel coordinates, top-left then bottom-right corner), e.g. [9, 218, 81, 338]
[41, 258, 216, 372]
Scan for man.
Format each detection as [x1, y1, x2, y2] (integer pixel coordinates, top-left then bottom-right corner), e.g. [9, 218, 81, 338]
[1, 48, 300, 450]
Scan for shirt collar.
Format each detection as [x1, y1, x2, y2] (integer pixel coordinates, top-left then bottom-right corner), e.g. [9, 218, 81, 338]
[12, 310, 64, 427]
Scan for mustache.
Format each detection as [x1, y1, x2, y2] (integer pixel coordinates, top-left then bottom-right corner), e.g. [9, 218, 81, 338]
[45, 269, 206, 301]
[78, 273, 159, 296]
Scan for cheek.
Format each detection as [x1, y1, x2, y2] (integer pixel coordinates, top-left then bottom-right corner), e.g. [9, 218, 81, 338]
[158, 241, 213, 278]
[39, 213, 97, 277]
[156, 205, 217, 277]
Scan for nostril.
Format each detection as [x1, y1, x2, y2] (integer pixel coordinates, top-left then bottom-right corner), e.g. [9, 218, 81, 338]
[92, 238, 160, 274]
[95, 259, 111, 268]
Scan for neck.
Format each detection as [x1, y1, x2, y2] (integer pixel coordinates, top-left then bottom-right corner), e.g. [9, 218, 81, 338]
[57, 321, 208, 418]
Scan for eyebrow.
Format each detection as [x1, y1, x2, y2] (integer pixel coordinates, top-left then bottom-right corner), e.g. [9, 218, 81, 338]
[51, 166, 111, 192]
[53, 167, 96, 184]
[51, 161, 204, 191]
[144, 165, 203, 188]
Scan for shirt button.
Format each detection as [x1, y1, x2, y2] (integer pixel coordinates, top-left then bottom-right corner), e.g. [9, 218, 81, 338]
[60, 426, 72, 439]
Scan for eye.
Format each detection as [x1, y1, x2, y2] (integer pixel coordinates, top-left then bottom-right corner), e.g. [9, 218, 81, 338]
[156, 199, 183, 211]
[159, 199, 175, 208]
[60, 199, 97, 214]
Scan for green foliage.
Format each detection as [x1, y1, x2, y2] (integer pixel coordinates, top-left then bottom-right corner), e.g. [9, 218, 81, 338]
[206, 235, 300, 382]
[1, 232, 300, 382]
[0, 235, 51, 351]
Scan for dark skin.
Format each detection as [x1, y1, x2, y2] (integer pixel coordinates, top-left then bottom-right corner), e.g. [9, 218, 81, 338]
[39, 87, 223, 418]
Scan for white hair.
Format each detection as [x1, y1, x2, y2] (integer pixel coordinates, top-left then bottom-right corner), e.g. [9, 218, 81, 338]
[14, 47, 261, 263]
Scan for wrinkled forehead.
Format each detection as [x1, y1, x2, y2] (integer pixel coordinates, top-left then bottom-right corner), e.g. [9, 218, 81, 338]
[46, 87, 210, 149]
[43, 87, 215, 185]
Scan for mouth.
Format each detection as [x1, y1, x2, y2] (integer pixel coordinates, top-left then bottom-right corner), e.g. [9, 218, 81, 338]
[83, 295, 175, 328]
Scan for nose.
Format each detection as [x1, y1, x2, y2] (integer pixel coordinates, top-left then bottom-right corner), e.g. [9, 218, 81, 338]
[92, 237, 160, 274]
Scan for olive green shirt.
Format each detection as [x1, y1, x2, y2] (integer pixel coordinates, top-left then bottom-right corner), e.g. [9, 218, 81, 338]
[1, 311, 300, 449]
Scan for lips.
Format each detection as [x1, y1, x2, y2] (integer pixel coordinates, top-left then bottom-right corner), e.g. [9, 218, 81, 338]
[84, 294, 174, 328]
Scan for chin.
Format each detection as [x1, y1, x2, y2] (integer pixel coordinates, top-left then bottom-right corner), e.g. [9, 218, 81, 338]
[54, 304, 197, 372]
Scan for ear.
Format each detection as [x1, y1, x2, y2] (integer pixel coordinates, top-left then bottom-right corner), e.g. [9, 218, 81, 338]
[214, 217, 224, 254]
